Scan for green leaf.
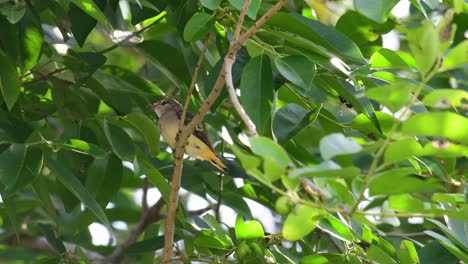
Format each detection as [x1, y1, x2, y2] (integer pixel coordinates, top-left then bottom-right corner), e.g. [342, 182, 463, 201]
[369, 168, 443, 195]
[407, 21, 439, 73]
[38, 224, 66, 254]
[250, 137, 292, 168]
[401, 112, 468, 144]
[45, 158, 113, 236]
[240, 55, 274, 135]
[319, 133, 362, 160]
[354, 0, 399, 23]
[228, 0, 261, 20]
[70, 0, 112, 31]
[231, 145, 262, 171]
[123, 113, 160, 157]
[183, 12, 214, 42]
[18, 16, 43, 72]
[418, 241, 459, 264]
[203, 214, 233, 247]
[351, 111, 395, 137]
[288, 161, 360, 179]
[282, 205, 323, 241]
[95, 154, 123, 206]
[424, 231, 468, 262]
[0, 144, 26, 195]
[0, 0, 26, 23]
[0, 52, 21, 110]
[267, 13, 366, 63]
[422, 88, 468, 108]
[427, 219, 468, 250]
[200, 0, 221, 10]
[32, 175, 58, 223]
[441, 40, 468, 71]
[194, 234, 228, 250]
[388, 194, 424, 212]
[13, 147, 43, 193]
[68, 0, 106, 47]
[235, 215, 265, 241]
[300, 255, 328, 264]
[335, 11, 393, 45]
[274, 56, 316, 90]
[320, 213, 354, 242]
[370, 48, 417, 70]
[103, 119, 136, 162]
[366, 83, 412, 113]
[273, 104, 311, 142]
[137, 40, 192, 85]
[367, 245, 398, 264]
[63, 139, 107, 158]
[384, 139, 423, 164]
[400, 240, 420, 264]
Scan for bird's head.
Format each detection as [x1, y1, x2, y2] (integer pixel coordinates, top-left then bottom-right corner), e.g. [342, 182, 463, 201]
[147, 98, 182, 117]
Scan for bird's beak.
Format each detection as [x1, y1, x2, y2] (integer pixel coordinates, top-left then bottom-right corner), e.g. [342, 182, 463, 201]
[147, 103, 157, 109]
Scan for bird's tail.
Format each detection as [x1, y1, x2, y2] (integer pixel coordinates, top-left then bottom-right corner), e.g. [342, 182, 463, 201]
[203, 150, 227, 172]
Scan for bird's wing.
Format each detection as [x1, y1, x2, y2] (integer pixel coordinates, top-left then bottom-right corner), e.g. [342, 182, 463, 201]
[176, 110, 214, 151]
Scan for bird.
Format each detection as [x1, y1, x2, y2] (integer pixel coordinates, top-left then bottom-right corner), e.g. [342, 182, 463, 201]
[147, 98, 227, 172]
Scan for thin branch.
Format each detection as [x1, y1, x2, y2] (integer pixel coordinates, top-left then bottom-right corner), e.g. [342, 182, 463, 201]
[216, 173, 224, 221]
[162, 1, 287, 262]
[233, 0, 251, 42]
[107, 197, 165, 263]
[178, 32, 212, 132]
[382, 232, 427, 238]
[189, 204, 217, 215]
[225, 58, 258, 136]
[98, 12, 167, 54]
[142, 177, 149, 212]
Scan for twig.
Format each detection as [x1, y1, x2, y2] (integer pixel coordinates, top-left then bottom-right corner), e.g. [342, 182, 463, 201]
[107, 197, 165, 263]
[161, 1, 287, 263]
[215, 173, 224, 221]
[382, 232, 427, 238]
[178, 32, 212, 132]
[142, 178, 149, 212]
[225, 58, 258, 136]
[189, 204, 217, 215]
[98, 12, 167, 54]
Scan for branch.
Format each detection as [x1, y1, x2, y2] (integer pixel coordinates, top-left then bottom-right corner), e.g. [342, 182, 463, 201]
[98, 12, 167, 54]
[162, 32, 212, 262]
[225, 57, 258, 136]
[107, 197, 165, 263]
[162, 1, 287, 263]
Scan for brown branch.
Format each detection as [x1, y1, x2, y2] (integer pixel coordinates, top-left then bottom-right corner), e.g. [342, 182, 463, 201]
[161, 1, 287, 262]
[178, 32, 212, 132]
[142, 177, 149, 212]
[225, 57, 258, 136]
[162, 32, 212, 263]
[107, 197, 165, 263]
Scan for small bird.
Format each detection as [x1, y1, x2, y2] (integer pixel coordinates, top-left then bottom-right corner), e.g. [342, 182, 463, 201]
[147, 98, 227, 172]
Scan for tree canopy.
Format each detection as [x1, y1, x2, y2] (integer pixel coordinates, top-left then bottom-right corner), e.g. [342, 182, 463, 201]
[0, 0, 467, 263]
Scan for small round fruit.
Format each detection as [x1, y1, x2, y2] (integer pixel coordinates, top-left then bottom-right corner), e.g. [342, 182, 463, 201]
[275, 196, 294, 215]
[236, 242, 251, 259]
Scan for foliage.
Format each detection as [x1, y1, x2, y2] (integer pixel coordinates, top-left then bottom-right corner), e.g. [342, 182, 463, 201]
[0, 0, 467, 263]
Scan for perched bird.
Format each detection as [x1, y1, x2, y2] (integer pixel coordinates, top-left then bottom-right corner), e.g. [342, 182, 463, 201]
[147, 98, 226, 172]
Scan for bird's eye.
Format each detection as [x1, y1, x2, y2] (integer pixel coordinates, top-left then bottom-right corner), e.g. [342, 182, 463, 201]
[161, 101, 168, 105]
